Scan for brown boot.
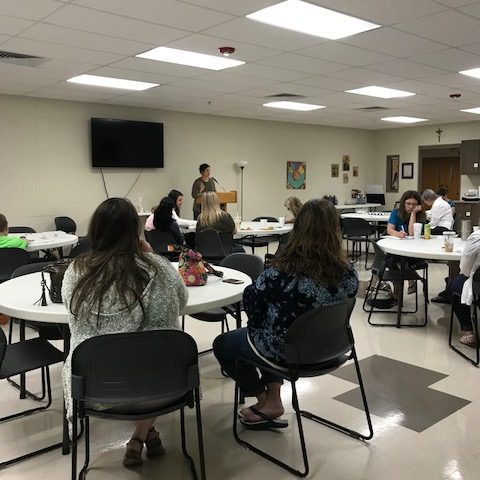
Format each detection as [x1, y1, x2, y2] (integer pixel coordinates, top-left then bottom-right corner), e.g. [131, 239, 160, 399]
[145, 428, 166, 459]
[123, 437, 143, 467]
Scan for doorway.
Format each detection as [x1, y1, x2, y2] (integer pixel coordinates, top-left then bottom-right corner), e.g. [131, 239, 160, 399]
[419, 145, 460, 200]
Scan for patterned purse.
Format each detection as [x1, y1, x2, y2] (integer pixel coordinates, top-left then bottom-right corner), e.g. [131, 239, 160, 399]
[177, 248, 223, 286]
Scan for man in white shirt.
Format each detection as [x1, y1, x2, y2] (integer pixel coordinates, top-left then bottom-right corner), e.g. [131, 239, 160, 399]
[421, 189, 454, 234]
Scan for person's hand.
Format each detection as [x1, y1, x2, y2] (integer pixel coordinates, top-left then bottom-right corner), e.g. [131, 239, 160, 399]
[414, 205, 422, 213]
[398, 230, 407, 238]
[139, 238, 153, 253]
[199, 182, 205, 193]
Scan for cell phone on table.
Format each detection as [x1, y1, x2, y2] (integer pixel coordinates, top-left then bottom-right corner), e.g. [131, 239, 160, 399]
[222, 278, 244, 284]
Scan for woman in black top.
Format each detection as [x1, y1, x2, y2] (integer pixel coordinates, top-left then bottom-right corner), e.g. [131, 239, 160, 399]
[153, 197, 185, 245]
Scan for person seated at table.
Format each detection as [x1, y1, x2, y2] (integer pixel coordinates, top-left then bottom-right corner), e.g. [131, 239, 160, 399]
[62, 197, 188, 468]
[0, 214, 28, 249]
[152, 197, 185, 246]
[418, 189, 454, 235]
[168, 189, 197, 228]
[196, 191, 236, 234]
[447, 228, 480, 346]
[213, 199, 358, 429]
[387, 190, 425, 238]
[284, 196, 303, 224]
[386, 190, 425, 294]
[436, 187, 456, 217]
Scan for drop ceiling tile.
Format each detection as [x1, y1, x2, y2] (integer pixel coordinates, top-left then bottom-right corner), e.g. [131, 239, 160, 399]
[0, 14, 33, 35]
[368, 59, 448, 79]
[0, 0, 62, 20]
[1, 37, 123, 65]
[395, 10, 480, 46]
[0, 82, 39, 95]
[0, 70, 56, 87]
[459, 2, 480, 18]
[297, 42, 395, 67]
[266, 82, 333, 98]
[42, 5, 190, 44]
[193, 71, 277, 88]
[424, 72, 480, 88]
[234, 63, 312, 82]
[411, 48, 480, 72]
[459, 41, 480, 56]
[143, 83, 223, 99]
[88, 66, 180, 86]
[21, 23, 153, 56]
[165, 77, 247, 95]
[36, 58, 100, 75]
[293, 76, 361, 92]
[381, 79, 459, 97]
[0, 62, 70, 81]
[74, 0, 233, 31]
[341, 28, 448, 57]
[326, 67, 406, 85]
[302, 0, 447, 24]
[203, 18, 323, 51]
[175, 0, 274, 15]
[257, 53, 347, 75]
[164, 33, 283, 62]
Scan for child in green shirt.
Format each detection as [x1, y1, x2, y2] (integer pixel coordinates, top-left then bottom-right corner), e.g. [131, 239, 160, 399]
[0, 214, 28, 249]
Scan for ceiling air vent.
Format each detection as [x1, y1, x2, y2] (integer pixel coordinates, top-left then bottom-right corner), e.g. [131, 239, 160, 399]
[0, 50, 49, 67]
[357, 106, 389, 112]
[264, 93, 306, 99]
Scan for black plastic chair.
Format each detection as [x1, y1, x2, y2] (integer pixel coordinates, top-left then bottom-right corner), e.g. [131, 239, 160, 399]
[54, 216, 77, 234]
[70, 330, 206, 480]
[0, 325, 64, 468]
[363, 242, 428, 328]
[0, 248, 30, 283]
[195, 231, 233, 264]
[183, 253, 264, 354]
[145, 229, 180, 261]
[8, 226, 36, 233]
[342, 218, 375, 269]
[239, 217, 279, 254]
[448, 267, 480, 366]
[69, 238, 92, 258]
[233, 298, 373, 477]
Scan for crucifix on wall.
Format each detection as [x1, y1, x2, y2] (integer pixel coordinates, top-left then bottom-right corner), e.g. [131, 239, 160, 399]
[436, 128, 444, 142]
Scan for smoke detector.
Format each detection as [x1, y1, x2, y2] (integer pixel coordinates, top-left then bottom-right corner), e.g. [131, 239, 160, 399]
[218, 46, 235, 56]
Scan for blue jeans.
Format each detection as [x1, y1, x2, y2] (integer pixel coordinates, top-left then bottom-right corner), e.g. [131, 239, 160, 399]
[213, 328, 283, 397]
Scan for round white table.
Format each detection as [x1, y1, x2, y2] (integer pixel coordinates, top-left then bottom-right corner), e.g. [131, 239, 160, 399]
[377, 235, 464, 261]
[335, 203, 381, 211]
[341, 212, 391, 222]
[182, 221, 292, 238]
[9, 232, 78, 253]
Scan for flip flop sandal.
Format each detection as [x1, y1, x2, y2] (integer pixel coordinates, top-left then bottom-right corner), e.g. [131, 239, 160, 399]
[460, 334, 477, 347]
[407, 284, 417, 295]
[239, 406, 288, 430]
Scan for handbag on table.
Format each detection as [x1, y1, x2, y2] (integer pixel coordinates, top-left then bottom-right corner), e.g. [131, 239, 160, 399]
[39, 259, 72, 305]
[177, 247, 223, 287]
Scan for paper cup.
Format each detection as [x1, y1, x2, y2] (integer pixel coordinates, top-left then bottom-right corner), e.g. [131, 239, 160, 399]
[278, 216, 285, 226]
[413, 223, 422, 239]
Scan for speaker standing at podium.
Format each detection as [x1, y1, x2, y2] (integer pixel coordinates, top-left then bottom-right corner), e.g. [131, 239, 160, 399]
[191, 163, 216, 219]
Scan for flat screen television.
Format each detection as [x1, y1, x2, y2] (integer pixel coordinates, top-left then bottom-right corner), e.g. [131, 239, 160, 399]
[91, 118, 164, 168]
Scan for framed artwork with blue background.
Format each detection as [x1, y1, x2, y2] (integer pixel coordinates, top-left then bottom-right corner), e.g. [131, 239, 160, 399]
[287, 161, 306, 189]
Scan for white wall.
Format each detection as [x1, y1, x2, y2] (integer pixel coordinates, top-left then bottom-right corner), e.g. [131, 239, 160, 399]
[1, 94, 376, 234]
[374, 120, 480, 209]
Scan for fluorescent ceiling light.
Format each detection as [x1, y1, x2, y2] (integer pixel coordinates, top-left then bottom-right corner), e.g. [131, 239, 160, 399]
[459, 68, 480, 79]
[263, 101, 325, 111]
[247, 0, 380, 40]
[67, 74, 158, 91]
[461, 107, 480, 114]
[136, 46, 245, 71]
[381, 116, 428, 124]
[346, 86, 415, 99]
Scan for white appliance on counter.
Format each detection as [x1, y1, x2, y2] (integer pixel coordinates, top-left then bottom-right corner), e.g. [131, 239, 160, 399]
[461, 188, 480, 201]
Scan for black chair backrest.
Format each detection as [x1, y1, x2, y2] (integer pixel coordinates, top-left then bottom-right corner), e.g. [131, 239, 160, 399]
[69, 238, 92, 258]
[195, 231, 232, 261]
[371, 241, 388, 274]
[71, 330, 199, 404]
[252, 217, 278, 222]
[342, 218, 375, 236]
[55, 216, 77, 234]
[8, 226, 36, 233]
[145, 229, 177, 254]
[473, 266, 480, 296]
[221, 253, 264, 281]
[0, 248, 30, 283]
[11, 261, 56, 278]
[285, 298, 355, 366]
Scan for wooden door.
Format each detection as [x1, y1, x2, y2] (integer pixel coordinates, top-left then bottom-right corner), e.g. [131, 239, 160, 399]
[421, 157, 460, 199]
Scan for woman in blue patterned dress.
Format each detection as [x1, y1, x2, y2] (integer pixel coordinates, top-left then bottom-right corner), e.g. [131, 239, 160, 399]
[213, 199, 358, 428]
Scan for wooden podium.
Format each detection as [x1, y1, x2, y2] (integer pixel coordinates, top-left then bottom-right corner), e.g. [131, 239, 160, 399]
[195, 191, 237, 211]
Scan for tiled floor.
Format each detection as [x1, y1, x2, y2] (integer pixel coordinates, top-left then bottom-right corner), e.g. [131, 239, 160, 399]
[1, 247, 480, 480]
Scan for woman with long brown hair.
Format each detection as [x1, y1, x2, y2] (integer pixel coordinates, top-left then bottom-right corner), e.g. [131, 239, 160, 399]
[387, 190, 425, 237]
[62, 198, 188, 468]
[213, 199, 358, 429]
[284, 196, 303, 224]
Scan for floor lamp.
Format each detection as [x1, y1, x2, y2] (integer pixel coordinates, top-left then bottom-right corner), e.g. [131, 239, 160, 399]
[238, 161, 248, 219]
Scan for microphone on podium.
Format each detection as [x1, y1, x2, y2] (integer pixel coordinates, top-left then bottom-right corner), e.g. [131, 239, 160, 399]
[212, 177, 227, 191]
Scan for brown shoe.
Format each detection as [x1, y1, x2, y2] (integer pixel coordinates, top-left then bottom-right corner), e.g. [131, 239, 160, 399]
[145, 428, 166, 459]
[123, 437, 143, 467]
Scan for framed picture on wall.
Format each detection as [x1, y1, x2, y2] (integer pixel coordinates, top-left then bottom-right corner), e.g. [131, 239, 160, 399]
[386, 155, 399, 192]
[286, 161, 306, 189]
[402, 162, 414, 179]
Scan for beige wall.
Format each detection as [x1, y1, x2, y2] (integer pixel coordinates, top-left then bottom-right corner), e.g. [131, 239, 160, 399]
[1, 94, 376, 235]
[373, 120, 480, 209]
